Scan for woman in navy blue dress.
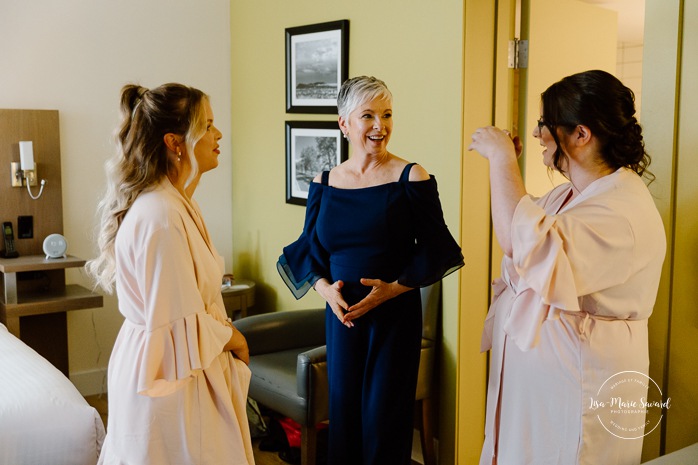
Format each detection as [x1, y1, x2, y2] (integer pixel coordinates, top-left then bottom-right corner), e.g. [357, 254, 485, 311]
[278, 76, 463, 465]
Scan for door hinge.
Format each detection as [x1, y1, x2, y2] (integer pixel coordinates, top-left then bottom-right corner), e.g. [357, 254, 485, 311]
[508, 39, 528, 69]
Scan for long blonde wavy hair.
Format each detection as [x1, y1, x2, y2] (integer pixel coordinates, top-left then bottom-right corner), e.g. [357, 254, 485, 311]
[86, 83, 208, 293]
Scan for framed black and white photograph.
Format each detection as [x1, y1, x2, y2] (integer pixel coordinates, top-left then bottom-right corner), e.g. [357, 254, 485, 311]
[286, 121, 348, 205]
[285, 20, 349, 114]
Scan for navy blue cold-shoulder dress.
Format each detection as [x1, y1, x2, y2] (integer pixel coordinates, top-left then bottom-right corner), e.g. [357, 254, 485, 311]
[278, 163, 463, 465]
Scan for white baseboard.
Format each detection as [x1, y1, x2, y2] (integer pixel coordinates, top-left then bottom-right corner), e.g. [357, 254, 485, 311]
[70, 368, 108, 396]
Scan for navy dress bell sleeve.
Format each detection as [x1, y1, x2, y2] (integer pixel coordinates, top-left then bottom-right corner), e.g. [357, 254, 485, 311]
[277, 182, 329, 299]
[398, 175, 464, 288]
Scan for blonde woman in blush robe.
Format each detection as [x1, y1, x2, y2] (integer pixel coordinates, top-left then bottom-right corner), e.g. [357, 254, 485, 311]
[469, 70, 666, 465]
[87, 83, 254, 465]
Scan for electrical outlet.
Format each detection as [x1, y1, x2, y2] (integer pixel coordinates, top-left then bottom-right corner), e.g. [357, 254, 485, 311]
[18, 216, 33, 239]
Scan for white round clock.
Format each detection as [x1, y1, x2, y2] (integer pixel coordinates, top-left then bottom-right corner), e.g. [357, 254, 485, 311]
[43, 233, 67, 259]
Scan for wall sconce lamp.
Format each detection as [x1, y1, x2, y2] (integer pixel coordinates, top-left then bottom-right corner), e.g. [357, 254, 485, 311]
[11, 141, 46, 200]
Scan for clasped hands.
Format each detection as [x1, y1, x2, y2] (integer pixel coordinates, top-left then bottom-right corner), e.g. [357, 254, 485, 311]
[314, 278, 411, 328]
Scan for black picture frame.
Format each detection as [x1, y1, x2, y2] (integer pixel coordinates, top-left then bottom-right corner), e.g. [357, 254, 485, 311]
[285, 121, 348, 206]
[285, 20, 349, 114]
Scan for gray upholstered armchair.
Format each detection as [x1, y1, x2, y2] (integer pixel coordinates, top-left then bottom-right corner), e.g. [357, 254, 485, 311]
[233, 307, 328, 465]
[233, 281, 441, 465]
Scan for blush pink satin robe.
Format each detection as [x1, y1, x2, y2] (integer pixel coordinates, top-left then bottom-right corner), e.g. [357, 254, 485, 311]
[98, 179, 254, 465]
[480, 168, 666, 465]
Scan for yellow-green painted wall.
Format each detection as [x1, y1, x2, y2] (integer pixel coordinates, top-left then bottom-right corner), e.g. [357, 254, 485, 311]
[643, 0, 698, 459]
[230, 1, 467, 462]
[667, 0, 698, 449]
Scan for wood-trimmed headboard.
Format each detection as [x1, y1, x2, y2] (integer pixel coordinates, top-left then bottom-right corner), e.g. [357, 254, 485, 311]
[0, 109, 63, 256]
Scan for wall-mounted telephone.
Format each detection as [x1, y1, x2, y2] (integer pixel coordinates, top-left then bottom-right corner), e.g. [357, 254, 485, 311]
[2, 221, 19, 258]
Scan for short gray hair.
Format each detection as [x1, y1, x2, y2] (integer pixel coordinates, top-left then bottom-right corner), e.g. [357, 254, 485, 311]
[337, 76, 393, 120]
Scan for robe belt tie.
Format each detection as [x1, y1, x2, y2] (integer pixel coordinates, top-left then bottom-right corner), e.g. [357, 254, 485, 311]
[564, 310, 634, 341]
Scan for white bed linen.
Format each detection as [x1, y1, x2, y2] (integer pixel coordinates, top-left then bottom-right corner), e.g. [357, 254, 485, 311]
[0, 322, 105, 465]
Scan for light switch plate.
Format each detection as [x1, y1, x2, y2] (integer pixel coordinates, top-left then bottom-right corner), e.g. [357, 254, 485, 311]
[18, 215, 33, 239]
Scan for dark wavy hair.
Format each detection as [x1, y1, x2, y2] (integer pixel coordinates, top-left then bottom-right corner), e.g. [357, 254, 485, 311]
[541, 69, 653, 182]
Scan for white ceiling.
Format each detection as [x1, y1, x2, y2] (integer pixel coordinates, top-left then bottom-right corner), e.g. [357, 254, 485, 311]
[582, 0, 645, 44]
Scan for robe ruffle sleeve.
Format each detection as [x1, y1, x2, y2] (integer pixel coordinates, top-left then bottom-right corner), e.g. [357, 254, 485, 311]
[502, 189, 635, 351]
[398, 176, 464, 288]
[277, 182, 330, 299]
[130, 310, 232, 397]
[121, 212, 233, 397]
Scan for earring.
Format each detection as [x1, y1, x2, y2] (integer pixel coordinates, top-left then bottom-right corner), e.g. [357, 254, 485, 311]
[177, 151, 182, 162]
[343, 133, 348, 139]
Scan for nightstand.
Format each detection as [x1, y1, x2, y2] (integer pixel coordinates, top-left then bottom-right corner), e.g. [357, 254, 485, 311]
[221, 278, 255, 320]
[0, 254, 103, 376]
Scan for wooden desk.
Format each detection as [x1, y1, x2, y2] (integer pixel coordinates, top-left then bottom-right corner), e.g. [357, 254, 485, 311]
[221, 279, 255, 319]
